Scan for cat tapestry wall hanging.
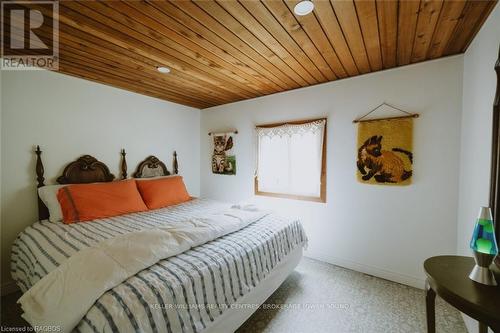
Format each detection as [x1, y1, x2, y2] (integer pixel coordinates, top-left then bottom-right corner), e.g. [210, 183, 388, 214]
[354, 103, 419, 186]
[211, 131, 237, 175]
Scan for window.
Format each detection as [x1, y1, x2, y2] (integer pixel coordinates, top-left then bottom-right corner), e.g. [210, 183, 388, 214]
[255, 118, 327, 202]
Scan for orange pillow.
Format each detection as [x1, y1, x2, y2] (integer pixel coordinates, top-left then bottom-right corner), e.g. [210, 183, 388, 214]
[136, 176, 190, 210]
[57, 180, 147, 224]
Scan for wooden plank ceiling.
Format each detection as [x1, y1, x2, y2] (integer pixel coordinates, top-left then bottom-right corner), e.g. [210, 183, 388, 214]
[14, 0, 498, 109]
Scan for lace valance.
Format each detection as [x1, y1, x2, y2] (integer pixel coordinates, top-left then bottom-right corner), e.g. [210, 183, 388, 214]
[256, 119, 326, 138]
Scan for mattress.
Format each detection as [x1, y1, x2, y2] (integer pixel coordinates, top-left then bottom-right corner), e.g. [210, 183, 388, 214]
[11, 199, 307, 333]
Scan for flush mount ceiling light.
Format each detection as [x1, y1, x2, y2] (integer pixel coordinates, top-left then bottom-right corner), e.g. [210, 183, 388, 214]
[294, 0, 314, 16]
[157, 66, 170, 74]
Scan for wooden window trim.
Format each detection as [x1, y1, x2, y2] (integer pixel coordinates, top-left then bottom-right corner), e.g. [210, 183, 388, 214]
[254, 117, 327, 203]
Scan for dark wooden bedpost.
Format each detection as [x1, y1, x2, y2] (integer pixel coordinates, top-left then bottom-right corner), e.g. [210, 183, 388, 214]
[120, 149, 128, 180]
[35, 146, 45, 187]
[35, 146, 49, 220]
[173, 151, 179, 175]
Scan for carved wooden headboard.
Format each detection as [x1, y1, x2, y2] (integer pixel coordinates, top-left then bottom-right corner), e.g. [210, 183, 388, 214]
[35, 147, 179, 220]
[133, 152, 179, 178]
[35, 146, 127, 220]
[56, 155, 115, 184]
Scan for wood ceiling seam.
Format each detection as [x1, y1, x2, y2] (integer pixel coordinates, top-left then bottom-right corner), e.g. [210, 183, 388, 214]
[81, 1, 266, 97]
[296, 5, 342, 79]
[331, 1, 363, 75]
[374, 0, 384, 69]
[426, 0, 467, 59]
[425, 0, 452, 60]
[261, 0, 336, 81]
[53, 8, 252, 100]
[292, 14, 347, 81]
[314, 0, 360, 76]
[157, 1, 291, 92]
[345, 0, 372, 73]
[353, 0, 383, 71]
[329, 0, 371, 74]
[62, 54, 229, 105]
[377, 0, 398, 69]
[411, 0, 444, 63]
[56, 60, 210, 105]
[459, 0, 498, 52]
[310, 9, 349, 77]
[193, 0, 306, 87]
[283, 0, 347, 79]
[256, 0, 333, 81]
[58, 3, 255, 102]
[441, 0, 469, 55]
[441, 1, 495, 55]
[4, 14, 194, 105]
[17, 23, 229, 105]
[396, 0, 421, 65]
[56, 2, 256, 100]
[59, 56, 214, 107]
[53, 22, 239, 102]
[176, 0, 298, 91]
[129, 0, 283, 94]
[59, 64, 213, 109]
[240, 0, 327, 83]
[215, 0, 319, 86]
[9, 22, 228, 103]
[395, 0, 400, 66]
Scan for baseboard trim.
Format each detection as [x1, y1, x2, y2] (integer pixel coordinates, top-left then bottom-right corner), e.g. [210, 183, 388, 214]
[461, 313, 494, 333]
[462, 313, 475, 333]
[304, 251, 426, 289]
[1, 280, 19, 296]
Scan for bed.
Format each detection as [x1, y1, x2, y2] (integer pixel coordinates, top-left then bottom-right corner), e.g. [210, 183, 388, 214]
[11, 148, 307, 333]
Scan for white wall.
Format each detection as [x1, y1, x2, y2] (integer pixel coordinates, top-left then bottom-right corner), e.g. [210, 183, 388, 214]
[457, 5, 500, 256]
[457, 5, 500, 333]
[200, 56, 464, 288]
[0, 70, 201, 292]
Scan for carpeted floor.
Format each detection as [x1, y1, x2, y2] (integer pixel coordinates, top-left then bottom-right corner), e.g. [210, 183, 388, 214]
[237, 258, 466, 333]
[1, 258, 466, 332]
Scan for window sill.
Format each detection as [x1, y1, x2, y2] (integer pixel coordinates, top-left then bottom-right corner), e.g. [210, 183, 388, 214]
[255, 190, 326, 203]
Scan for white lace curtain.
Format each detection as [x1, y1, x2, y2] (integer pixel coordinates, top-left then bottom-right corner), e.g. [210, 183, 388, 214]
[256, 119, 326, 197]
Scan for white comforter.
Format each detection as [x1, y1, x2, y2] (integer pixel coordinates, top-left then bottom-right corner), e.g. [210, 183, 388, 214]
[19, 208, 268, 333]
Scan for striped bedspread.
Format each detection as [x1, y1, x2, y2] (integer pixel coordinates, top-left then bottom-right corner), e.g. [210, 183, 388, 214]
[11, 199, 307, 333]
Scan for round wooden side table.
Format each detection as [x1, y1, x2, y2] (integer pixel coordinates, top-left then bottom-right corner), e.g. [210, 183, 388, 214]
[424, 255, 500, 333]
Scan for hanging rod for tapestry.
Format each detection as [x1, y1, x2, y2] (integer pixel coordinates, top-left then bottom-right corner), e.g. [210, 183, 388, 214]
[352, 102, 419, 124]
[208, 130, 238, 136]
